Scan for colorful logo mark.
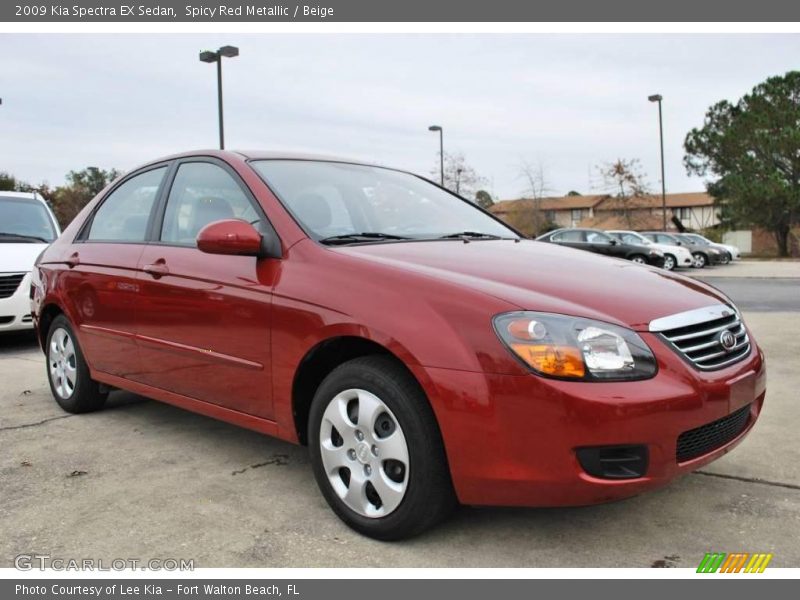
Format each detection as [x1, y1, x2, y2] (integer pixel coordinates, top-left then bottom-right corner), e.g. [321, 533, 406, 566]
[697, 552, 773, 573]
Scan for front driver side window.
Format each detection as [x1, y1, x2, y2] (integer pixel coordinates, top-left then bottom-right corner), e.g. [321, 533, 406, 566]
[161, 162, 261, 246]
[87, 167, 167, 242]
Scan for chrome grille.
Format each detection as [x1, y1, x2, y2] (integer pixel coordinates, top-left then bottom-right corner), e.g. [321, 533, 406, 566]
[0, 273, 26, 299]
[650, 304, 751, 371]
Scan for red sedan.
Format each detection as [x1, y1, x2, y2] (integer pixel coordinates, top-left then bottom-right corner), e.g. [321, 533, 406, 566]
[31, 151, 766, 540]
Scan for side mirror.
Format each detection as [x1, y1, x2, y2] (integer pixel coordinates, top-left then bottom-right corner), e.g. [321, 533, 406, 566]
[197, 219, 266, 257]
[609, 238, 618, 245]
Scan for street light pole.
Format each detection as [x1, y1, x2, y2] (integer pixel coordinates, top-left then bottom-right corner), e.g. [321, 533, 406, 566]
[455, 168, 463, 195]
[428, 125, 444, 186]
[648, 94, 667, 232]
[200, 45, 239, 150]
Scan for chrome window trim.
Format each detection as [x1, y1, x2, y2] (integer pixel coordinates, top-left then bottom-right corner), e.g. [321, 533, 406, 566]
[648, 304, 737, 333]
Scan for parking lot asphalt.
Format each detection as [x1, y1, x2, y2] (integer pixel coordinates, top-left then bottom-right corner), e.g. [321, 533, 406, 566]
[696, 278, 800, 311]
[2, 275, 799, 568]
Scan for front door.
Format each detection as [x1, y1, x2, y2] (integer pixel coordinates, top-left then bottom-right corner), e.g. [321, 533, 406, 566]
[132, 160, 279, 418]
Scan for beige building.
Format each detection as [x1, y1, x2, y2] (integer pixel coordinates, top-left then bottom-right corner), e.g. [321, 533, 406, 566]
[490, 192, 718, 234]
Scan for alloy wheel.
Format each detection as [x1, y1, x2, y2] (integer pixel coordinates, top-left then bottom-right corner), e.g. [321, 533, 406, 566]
[663, 255, 675, 270]
[693, 253, 707, 268]
[49, 327, 77, 399]
[319, 388, 409, 518]
[631, 256, 647, 264]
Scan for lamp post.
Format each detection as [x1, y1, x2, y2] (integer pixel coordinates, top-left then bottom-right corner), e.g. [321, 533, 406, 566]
[455, 168, 463, 195]
[648, 94, 667, 231]
[200, 45, 239, 150]
[428, 125, 444, 186]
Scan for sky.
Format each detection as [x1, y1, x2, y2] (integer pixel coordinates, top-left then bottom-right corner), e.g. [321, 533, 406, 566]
[1, 33, 799, 200]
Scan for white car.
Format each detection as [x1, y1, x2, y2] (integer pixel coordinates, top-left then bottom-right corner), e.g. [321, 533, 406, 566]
[1, 192, 61, 332]
[607, 230, 694, 271]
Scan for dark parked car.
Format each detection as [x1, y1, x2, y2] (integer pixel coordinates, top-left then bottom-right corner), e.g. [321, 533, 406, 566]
[537, 228, 665, 267]
[31, 151, 764, 540]
[641, 231, 725, 268]
[675, 233, 733, 264]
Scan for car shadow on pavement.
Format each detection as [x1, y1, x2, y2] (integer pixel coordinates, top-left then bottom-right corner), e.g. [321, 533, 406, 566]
[0, 331, 40, 355]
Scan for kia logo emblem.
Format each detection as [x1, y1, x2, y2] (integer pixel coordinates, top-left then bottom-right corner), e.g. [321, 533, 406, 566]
[719, 330, 737, 351]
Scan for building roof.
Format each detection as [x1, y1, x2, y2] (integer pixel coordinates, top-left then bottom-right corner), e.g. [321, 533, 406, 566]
[577, 213, 673, 232]
[490, 195, 608, 215]
[492, 191, 715, 214]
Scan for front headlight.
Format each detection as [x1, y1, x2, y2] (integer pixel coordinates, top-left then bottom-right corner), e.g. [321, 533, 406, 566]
[493, 312, 657, 381]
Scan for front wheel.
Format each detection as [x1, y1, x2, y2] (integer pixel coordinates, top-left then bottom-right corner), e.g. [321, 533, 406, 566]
[630, 255, 647, 265]
[720, 252, 731, 265]
[692, 252, 707, 268]
[308, 356, 455, 540]
[46, 315, 107, 413]
[662, 254, 676, 271]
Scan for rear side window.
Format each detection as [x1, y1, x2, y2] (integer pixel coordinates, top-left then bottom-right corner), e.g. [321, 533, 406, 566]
[160, 162, 260, 246]
[87, 167, 166, 242]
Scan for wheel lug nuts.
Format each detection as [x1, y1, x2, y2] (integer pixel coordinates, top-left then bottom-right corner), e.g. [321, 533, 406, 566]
[355, 430, 364, 441]
[364, 465, 372, 476]
[371, 445, 379, 457]
[347, 449, 356, 460]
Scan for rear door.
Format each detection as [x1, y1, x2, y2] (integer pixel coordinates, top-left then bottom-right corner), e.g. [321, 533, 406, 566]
[133, 158, 279, 418]
[63, 165, 169, 378]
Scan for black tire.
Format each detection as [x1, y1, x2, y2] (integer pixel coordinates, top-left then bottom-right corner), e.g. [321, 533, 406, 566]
[45, 315, 107, 414]
[308, 355, 456, 540]
[721, 252, 731, 265]
[663, 254, 676, 271]
[692, 252, 707, 268]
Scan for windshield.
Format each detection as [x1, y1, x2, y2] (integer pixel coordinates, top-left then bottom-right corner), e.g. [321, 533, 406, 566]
[685, 234, 709, 245]
[0, 196, 58, 242]
[678, 234, 705, 245]
[251, 160, 517, 242]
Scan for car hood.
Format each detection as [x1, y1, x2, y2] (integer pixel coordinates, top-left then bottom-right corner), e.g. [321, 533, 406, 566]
[0, 243, 48, 272]
[338, 239, 731, 331]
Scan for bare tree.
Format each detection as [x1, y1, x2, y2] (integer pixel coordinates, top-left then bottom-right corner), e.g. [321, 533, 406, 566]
[514, 160, 554, 236]
[598, 159, 650, 229]
[430, 152, 486, 202]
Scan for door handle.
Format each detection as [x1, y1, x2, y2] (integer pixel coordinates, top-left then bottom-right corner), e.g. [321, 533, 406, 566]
[143, 260, 169, 278]
[65, 252, 80, 268]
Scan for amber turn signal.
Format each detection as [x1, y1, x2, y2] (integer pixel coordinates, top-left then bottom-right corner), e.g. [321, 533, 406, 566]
[510, 343, 585, 378]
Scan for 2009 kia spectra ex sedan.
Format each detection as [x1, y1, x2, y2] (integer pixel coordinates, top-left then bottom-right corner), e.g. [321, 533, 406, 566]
[31, 151, 766, 540]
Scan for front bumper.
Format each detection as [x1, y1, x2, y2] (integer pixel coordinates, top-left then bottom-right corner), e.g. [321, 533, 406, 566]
[420, 333, 766, 507]
[0, 272, 34, 332]
[708, 252, 726, 265]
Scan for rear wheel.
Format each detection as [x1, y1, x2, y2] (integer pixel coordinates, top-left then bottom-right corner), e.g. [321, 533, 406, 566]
[46, 315, 107, 414]
[692, 252, 707, 268]
[308, 356, 455, 540]
[662, 254, 676, 271]
[630, 255, 647, 265]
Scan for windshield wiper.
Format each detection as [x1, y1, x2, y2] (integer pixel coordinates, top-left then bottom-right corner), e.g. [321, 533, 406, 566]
[319, 232, 413, 245]
[0, 232, 49, 243]
[438, 231, 505, 240]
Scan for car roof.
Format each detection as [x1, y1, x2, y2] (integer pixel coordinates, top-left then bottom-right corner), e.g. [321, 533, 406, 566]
[0, 191, 42, 202]
[135, 149, 385, 170]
